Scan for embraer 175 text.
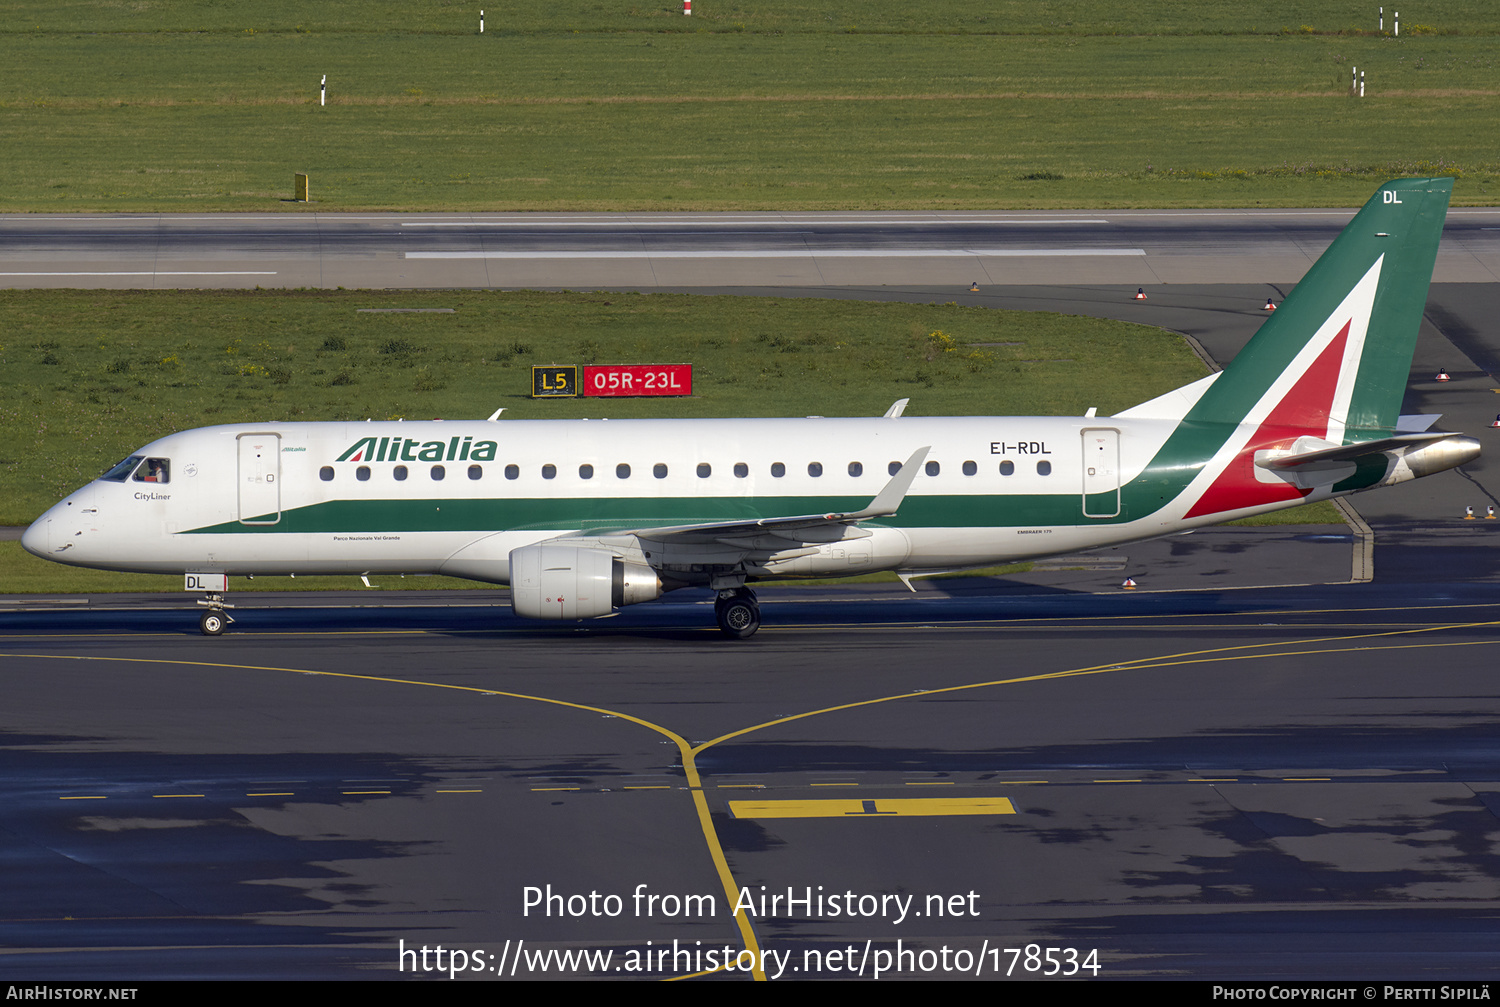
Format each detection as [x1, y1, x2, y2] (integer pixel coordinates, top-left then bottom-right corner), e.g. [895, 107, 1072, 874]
[23, 179, 1479, 637]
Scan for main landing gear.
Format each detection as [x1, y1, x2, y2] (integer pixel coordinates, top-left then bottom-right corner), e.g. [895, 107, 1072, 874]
[714, 587, 760, 639]
[196, 593, 235, 636]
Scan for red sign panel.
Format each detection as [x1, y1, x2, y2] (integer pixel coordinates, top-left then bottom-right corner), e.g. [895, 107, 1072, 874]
[582, 364, 693, 397]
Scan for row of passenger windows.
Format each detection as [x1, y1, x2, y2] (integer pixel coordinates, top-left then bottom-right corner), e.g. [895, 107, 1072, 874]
[318, 459, 1055, 482]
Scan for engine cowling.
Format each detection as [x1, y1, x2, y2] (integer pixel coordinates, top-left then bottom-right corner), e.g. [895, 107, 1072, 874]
[509, 544, 662, 620]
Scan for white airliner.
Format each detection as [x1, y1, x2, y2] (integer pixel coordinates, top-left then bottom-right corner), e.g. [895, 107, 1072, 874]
[22, 179, 1478, 637]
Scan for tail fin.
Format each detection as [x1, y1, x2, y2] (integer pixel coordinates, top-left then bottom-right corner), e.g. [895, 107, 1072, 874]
[1190, 177, 1452, 439]
[1131, 178, 1453, 521]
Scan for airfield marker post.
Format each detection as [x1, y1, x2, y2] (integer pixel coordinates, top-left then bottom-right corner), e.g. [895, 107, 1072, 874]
[1360, 70, 1365, 97]
[320, 75, 326, 106]
[480, 10, 484, 33]
[1394, 12, 1399, 35]
[684, 0, 691, 14]
[1380, 7, 1383, 31]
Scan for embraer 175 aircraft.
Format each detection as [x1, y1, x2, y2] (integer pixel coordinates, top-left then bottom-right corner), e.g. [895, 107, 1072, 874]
[22, 178, 1479, 638]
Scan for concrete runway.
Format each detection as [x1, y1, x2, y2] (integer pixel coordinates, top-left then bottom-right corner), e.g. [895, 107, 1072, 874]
[2, 207, 1498, 289]
[3, 210, 1500, 981]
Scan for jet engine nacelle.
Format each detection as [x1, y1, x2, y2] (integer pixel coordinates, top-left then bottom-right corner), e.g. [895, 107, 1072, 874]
[509, 544, 662, 620]
[1373, 434, 1482, 488]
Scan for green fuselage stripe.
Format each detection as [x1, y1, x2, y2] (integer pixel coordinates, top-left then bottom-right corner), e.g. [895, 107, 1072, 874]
[189, 488, 1180, 536]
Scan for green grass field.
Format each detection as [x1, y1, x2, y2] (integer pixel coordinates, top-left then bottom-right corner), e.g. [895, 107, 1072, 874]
[0, 288, 1213, 523]
[1, 2, 1496, 210]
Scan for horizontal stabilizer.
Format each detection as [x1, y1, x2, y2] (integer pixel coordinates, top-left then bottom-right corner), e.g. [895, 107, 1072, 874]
[1257, 432, 1452, 471]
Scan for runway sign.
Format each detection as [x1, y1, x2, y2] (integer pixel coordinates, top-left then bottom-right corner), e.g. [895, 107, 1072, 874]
[583, 364, 692, 397]
[532, 365, 578, 398]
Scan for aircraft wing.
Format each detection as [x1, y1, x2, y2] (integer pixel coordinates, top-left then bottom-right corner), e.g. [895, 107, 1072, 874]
[604, 446, 930, 544]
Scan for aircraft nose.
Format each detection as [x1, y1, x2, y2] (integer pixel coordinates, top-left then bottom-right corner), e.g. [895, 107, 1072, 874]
[22, 486, 100, 563]
[20, 517, 48, 558]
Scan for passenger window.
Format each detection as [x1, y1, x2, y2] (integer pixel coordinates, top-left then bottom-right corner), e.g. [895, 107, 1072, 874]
[431, 465, 446, 480]
[962, 460, 977, 476]
[133, 458, 171, 484]
[542, 464, 556, 480]
[808, 462, 823, 477]
[888, 461, 901, 476]
[468, 465, 482, 480]
[654, 463, 668, 479]
[394, 465, 408, 481]
[999, 460, 1015, 476]
[579, 464, 594, 479]
[925, 461, 940, 477]
[319, 466, 334, 482]
[356, 466, 371, 482]
[848, 461, 863, 477]
[1037, 460, 1052, 476]
[734, 463, 748, 478]
[697, 463, 711, 478]
[101, 455, 145, 482]
[505, 464, 519, 480]
[771, 462, 785, 478]
[617, 463, 631, 479]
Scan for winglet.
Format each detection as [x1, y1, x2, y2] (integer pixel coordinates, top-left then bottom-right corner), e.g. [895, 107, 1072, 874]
[883, 398, 909, 418]
[843, 446, 929, 520]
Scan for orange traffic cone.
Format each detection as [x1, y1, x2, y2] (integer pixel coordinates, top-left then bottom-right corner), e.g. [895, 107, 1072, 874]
[1121, 577, 1138, 589]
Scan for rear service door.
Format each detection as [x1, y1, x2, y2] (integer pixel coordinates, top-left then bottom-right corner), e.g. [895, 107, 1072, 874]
[1081, 427, 1120, 519]
[237, 433, 281, 525]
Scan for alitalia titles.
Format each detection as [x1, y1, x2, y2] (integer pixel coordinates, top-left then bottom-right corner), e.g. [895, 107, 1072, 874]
[337, 436, 498, 464]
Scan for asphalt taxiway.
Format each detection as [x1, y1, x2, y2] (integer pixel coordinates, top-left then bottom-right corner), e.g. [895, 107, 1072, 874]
[6, 584, 1500, 980]
[3, 212, 1500, 980]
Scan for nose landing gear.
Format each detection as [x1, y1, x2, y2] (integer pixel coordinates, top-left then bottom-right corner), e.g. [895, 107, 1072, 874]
[196, 593, 235, 636]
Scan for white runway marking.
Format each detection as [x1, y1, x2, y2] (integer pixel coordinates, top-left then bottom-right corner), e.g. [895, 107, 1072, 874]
[405, 248, 1146, 259]
[400, 219, 1111, 227]
[0, 271, 279, 277]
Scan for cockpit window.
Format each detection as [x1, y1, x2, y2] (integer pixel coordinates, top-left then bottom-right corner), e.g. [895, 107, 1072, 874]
[100, 455, 144, 482]
[133, 458, 170, 484]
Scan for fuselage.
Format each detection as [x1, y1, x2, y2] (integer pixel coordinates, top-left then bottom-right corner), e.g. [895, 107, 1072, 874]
[24, 413, 1268, 584]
